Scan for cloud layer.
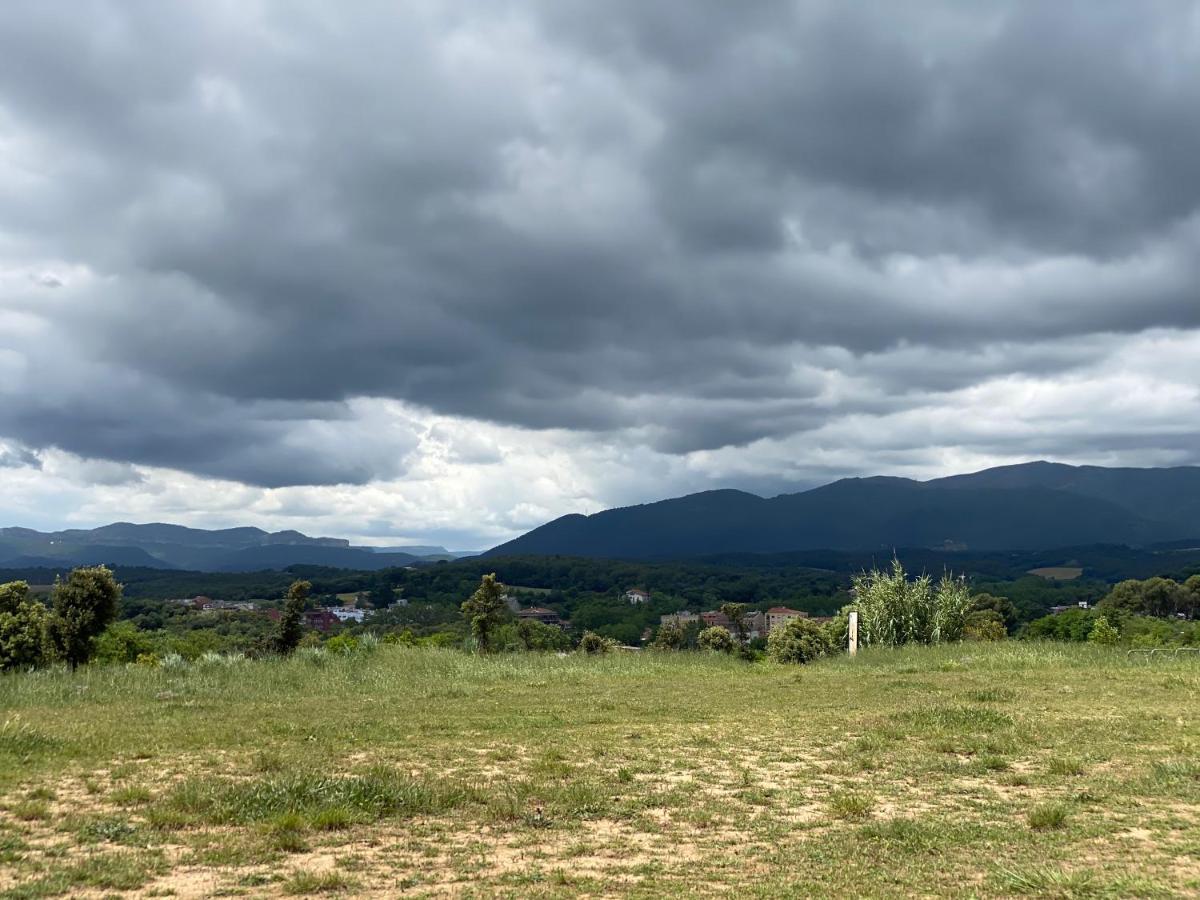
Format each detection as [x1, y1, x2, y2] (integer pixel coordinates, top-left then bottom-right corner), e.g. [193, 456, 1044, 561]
[2, 1, 1199, 546]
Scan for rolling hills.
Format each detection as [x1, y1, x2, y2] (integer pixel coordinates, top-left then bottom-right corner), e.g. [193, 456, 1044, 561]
[0, 523, 429, 572]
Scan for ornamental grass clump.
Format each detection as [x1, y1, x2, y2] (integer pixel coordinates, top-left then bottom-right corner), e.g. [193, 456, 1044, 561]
[851, 558, 973, 648]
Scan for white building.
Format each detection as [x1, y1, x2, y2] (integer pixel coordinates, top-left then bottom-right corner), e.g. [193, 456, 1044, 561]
[625, 588, 651, 605]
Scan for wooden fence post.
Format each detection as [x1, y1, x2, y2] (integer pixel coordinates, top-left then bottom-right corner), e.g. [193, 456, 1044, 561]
[848, 611, 858, 656]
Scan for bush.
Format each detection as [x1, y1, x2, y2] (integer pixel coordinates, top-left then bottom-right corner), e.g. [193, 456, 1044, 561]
[325, 634, 359, 655]
[515, 619, 571, 652]
[697, 626, 735, 654]
[578, 630, 616, 654]
[94, 621, 158, 666]
[1087, 616, 1119, 646]
[649, 622, 685, 650]
[768, 617, 833, 664]
[963, 610, 1007, 642]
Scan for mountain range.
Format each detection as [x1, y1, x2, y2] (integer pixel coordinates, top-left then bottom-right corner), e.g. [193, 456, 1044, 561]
[484, 462, 1200, 559]
[0, 522, 473, 572]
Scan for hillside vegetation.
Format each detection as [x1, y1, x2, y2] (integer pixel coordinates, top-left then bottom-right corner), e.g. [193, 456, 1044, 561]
[1, 643, 1198, 896]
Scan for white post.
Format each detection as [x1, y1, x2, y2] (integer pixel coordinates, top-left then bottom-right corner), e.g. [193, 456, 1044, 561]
[848, 611, 858, 656]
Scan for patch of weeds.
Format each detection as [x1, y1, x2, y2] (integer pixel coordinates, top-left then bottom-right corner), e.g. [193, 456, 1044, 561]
[828, 790, 874, 820]
[1027, 802, 1069, 830]
[1047, 756, 1087, 777]
[74, 815, 149, 846]
[11, 850, 166, 895]
[263, 812, 309, 853]
[9, 801, 50, 822]
[1149, 759, 1200, 784]
[310, 805, 359, 831]
[162, 768, 470, 827]
[238, 871, 278, 887]
[994, 864, 1171, 898]
[281, 869, 358, 895]
[110, 783, 153, 806]
[0, 831, 29, 864]
[998, 771, 1031, 787]
[0, 719, 60, 763]
[254, 750, 287, 773]
[858, 817, 937, 851]
[616, 767, 634, 784]
[24, 786, 56, 802]
[963, 687, 1015, 703]
[897, 705, 1014, 732]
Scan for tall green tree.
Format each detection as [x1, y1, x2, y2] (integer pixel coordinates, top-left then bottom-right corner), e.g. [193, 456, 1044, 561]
[461, 573, 510, 652]
[0, 581, 49, 672]
[45, 566, 121, 671]
[276, 580, 311, 655]
[720, 602, 747, 643]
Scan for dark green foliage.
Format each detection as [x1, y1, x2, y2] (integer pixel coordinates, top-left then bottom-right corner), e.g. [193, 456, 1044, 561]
[515, 618, 571, 651]
[767, 617, 833, 664]
[461, 573, 510, 653]
[275, 580, 311, 655]
[45, 565, 122, 670]
[970, 592, 1017, 631]
[0, 581, 48, 671]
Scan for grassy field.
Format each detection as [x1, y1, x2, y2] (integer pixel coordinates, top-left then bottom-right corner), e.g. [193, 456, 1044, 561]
[1, 644, 1198, 898]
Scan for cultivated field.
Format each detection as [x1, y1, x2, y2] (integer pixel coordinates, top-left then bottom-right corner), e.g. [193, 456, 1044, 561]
[1, 645, 1198, 898]
[1027, 568, 1085, 581]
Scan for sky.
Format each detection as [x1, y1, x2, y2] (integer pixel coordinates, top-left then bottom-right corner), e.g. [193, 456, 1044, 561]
[2, 1, 1200, 550]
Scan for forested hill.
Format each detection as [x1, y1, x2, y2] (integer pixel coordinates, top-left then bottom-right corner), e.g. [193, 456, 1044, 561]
[485, 462, 1200, 559]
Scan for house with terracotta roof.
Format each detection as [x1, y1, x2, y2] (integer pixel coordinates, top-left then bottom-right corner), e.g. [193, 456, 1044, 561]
[625, 588, 651, 605]
[517, 607, 564, 627]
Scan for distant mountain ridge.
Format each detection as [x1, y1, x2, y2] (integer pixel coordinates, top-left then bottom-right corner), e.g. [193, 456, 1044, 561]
[484, 462, 1200, 559]
[0, 522, 465, 572]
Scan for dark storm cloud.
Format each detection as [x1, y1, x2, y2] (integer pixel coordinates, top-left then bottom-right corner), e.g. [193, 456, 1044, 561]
[1, 0, 1199, 486]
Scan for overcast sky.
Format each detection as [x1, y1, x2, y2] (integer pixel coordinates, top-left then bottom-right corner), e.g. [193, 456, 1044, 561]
[2, 1, 1200, 549]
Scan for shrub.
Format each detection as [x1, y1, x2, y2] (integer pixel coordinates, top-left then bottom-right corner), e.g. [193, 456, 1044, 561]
[852, 559, 972, 647]
[697, 626, 735, 654]
[578, 630, 615, 654]
[325, 634, 359, 654]
[768, 617, 833, 664]
[649, 622, 685, 650]
[963, 610, 1007, 642]
[94, 621, 157, 665]
[516, 619, 571, 652]
[1088, 616, 1119, 646]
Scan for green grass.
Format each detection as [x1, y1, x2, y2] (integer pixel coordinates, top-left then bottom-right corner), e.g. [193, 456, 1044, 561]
[0, 642, 1198, 896]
